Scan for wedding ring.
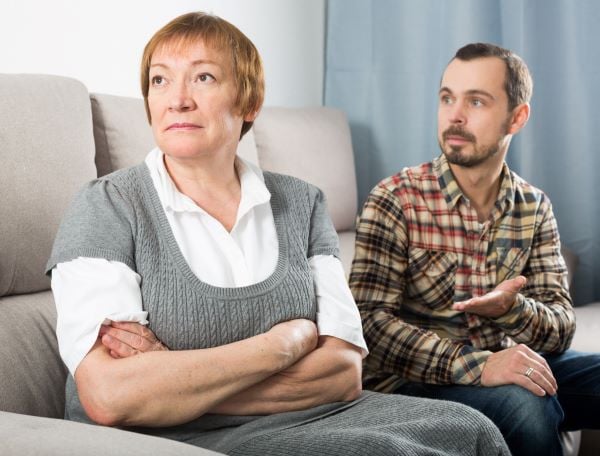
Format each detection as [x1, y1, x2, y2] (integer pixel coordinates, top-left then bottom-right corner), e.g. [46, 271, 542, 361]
[524, 367, 534, 378]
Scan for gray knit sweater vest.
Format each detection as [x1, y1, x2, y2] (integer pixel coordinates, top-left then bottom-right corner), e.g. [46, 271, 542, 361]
[47, 163, 339, 428]
[48, 163, 339, 350]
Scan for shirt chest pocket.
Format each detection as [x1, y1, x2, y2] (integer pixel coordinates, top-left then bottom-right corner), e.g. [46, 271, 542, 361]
[406, 248, 457, 310]
[493, 247, 530, 285]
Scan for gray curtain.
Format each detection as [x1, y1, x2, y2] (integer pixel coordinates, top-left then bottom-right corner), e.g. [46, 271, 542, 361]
[325, 0, 600, 305]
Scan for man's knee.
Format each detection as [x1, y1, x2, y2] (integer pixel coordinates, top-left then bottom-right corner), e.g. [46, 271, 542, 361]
[494, 386, 563, 455]
[496, 385, 563, 428]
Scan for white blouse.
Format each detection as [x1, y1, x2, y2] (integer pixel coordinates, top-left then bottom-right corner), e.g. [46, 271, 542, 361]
[51, 149, 367, 375]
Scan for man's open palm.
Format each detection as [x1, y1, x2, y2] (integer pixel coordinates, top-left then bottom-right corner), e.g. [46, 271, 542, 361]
[452, 276, 527, 318]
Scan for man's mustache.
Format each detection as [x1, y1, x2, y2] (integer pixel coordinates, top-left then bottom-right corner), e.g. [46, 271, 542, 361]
[443, 127, 476, 143]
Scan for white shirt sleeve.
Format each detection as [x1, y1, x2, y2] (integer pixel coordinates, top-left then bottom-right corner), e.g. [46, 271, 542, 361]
[309, 255, 368, 357]
[51, 257, 148, 376]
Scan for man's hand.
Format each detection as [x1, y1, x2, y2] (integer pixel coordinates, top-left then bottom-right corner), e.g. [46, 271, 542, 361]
[452, 276, 527, 318]
[99, 321, 168, 358]
[481, 344, 557, 396]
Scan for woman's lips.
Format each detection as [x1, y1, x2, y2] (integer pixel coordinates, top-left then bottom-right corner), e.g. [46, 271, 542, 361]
[167, 123, 201, 131]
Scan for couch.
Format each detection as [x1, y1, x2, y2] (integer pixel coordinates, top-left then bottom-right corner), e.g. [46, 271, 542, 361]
[1, 73, 598, 455]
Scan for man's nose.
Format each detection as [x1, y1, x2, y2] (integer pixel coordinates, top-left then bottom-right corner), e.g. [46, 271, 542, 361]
[448, 101, 466, 125]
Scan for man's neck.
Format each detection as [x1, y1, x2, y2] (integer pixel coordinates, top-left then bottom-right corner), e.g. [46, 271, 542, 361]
[449, 160, 504, 223]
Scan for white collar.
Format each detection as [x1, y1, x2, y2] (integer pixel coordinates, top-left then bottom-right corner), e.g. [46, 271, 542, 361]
[145, 148, 271, 223]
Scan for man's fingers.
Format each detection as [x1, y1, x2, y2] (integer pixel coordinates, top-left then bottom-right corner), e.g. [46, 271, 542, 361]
[527, 367, 557, 395]
[514, 346, 557, 395]
[496, 275, 527, 293]
[519, 347, 558, 392]
[530, 357, 558, 391]
[453, 292, 498, 311]
[512, 372, 547, 397]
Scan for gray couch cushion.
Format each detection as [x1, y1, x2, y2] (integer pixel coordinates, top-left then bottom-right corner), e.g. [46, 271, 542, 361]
[0, 291, 67, 417]
[338, 231, 356, 276]
[91, 94, 156, 176]
[253, 107, 358, 231]
[0, 411, 223, 455]
[91, 93, 259, 175]
[571, 302, 600, 352]
[0, 74, 96, 296]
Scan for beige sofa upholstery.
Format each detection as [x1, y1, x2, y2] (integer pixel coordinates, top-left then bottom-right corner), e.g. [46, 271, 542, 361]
[1, 73, 598, 455]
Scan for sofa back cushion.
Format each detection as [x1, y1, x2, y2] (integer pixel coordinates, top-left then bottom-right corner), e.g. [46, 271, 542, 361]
[91, 93, 259, 176]
[0, 74, 97, 297]
[252, 107, 358, 232]
[91, 94, 156, 177]
[0, 74, 92, 417]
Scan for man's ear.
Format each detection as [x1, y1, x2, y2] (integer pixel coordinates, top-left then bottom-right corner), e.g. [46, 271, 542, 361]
[507, 103, 530, 135]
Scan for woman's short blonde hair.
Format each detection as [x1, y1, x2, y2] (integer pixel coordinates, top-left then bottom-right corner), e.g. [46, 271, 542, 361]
[140, 12, 265, 138]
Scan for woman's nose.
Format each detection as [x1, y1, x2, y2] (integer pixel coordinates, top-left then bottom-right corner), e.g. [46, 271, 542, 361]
[168, 81, 195, 112]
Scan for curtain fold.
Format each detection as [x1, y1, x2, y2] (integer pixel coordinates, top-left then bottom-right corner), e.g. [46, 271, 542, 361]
[325, 0, 600, 305]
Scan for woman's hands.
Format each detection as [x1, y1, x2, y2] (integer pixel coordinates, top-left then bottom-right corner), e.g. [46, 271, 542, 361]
[79, 318, 320, 426]
[97, 319, 361, 415]
[263, 319, 319, 369]
[99, 319, 318, 364]
[99, 322, 168, 358]
[212, 336, 363, 415]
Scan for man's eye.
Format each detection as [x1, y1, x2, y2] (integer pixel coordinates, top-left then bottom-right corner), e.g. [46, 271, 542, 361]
[472, 99, 483, 107]
[441, 96, 453, 104]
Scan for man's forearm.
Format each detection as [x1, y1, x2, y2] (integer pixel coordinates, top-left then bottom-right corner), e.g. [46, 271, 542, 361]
[361, 306, 493, 385]
[210, 337, 363, 415]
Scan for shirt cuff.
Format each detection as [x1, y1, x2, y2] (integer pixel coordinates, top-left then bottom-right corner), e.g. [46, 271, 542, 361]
[317, 311, 369, 357]
[450, 345, 493, 385]
[489, 293, 528, 330]
[62, 311, 149, 377]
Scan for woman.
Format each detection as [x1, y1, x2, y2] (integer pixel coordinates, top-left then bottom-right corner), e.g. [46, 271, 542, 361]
[47, 12, 509, 455]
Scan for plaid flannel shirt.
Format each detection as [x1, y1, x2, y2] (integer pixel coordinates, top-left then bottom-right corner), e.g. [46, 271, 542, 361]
[350, 154, 575, 391]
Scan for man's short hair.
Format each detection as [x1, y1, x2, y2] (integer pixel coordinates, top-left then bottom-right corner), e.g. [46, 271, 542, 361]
[454, 43, 533, 110]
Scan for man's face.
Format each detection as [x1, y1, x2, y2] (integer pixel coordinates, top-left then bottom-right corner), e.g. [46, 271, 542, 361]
[437, 57, 513, 168]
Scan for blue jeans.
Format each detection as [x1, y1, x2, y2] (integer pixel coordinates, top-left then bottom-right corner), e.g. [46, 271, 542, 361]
[394, 350, 600, 456]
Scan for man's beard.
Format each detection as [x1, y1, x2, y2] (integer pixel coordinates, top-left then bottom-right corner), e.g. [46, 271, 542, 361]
[439, 125, 503, 168]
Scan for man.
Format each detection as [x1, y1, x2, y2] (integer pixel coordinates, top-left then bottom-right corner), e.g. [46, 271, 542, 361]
[350, 42, 600, 456]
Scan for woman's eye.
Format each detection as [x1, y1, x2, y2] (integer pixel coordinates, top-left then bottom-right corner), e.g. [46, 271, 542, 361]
[197, 73, 215, 83]
[151, 75, 164, 85]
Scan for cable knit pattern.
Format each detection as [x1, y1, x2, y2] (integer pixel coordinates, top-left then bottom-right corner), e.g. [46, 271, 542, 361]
[48, 163, 509, 455]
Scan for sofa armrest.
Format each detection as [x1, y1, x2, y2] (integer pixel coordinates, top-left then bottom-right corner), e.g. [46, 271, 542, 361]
[0, 411, 223, 456]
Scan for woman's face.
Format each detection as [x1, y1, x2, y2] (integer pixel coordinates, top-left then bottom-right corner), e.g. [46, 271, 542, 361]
[147, 40, 254, 161]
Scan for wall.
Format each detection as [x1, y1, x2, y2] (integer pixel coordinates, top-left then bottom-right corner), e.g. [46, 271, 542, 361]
[0, 0, 325, 107]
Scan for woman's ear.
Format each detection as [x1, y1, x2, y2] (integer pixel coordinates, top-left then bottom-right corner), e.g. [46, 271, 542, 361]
[507, 103, 530, 135]
[243, 104, 262, 122]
